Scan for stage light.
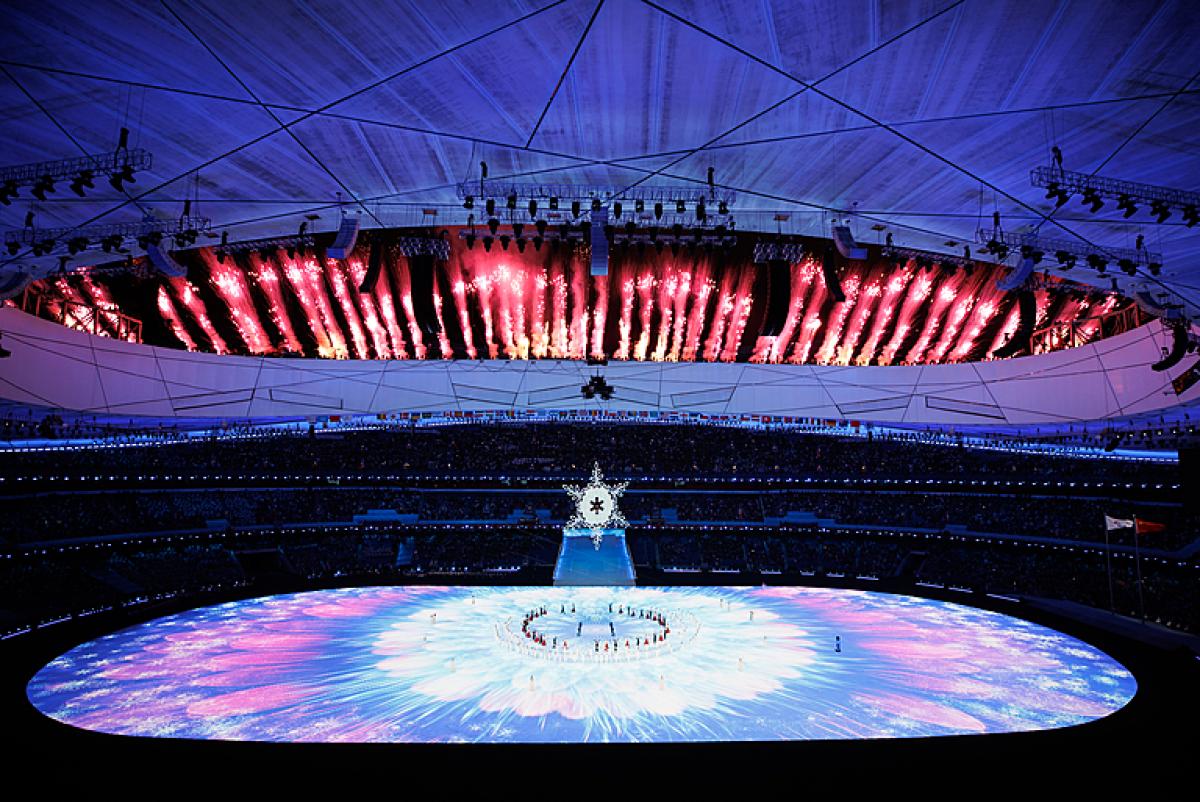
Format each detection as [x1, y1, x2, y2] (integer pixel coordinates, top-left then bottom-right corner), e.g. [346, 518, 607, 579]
[516, 237, 526, 253]
[571, 200, 581, 218]
[108, 162, 136, 192]
[512, 222, 524, 239]
[1183, 205, 1198, 227]
[718, 200, 728, 215]
[0, 179, 18, 205]
[1148, 261, 1161, 276]
[67, 236, 89, 255]
[695, 199, 706, 222]
[1116, 194, 1137, 218]
[31, 174, 55, 201]
[465, 232, 476, 250]
[591, 197, 601, 212]
[1118, 258, 1137, 276]
[1086, 253, 1107, 273]
[533, 236, 543, 251]
[485, 198, 495, 216]
[676, 199, 685, 214]
[463, 195, 474, 209]
[654, 202, 663, 220]
[506, 193, 517, 210]
[1055, 250, 1075, 269]
[613, 201, 622, 220]
[5, 240, 19, 256]
[549, 196, 559, 210]
[483, 236, 493, 252]
[500, 234, 511, 251]
[1081, 187, 1103, 213]
[535, 219, 547, 238]
[69, 170, 95, 197]
[1151, 200, 1171, 223]
[487, 217, 499, 236]
[635, 199, 644, 214]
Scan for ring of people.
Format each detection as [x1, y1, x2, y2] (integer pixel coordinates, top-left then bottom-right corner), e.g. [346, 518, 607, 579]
[496, 600, 701, 662]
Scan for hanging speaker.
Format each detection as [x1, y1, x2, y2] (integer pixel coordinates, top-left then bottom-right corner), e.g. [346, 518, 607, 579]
[589, 207, 609, 276]
[327, 215, 360, 259]
[408, 253, 441, 336]
[761, 260, 792, 337]
[822, 246, 846, 303]
[1151, 323, 1189, 372]
[146, 242, 186, 277]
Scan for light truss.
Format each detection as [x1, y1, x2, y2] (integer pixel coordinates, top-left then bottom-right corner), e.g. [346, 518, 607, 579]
[0, 149, 153, 187]
[5, 216, 213, 253]
[1030, 166, 1199, 225]
[881, 244, 973, 271]
[752, 241, 806, 263]
[974, 228, 1161, 269]
[456, 181, 737, 207]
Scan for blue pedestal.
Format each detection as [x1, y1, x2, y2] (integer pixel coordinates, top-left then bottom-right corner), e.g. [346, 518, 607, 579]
[553, 529, 636, 586]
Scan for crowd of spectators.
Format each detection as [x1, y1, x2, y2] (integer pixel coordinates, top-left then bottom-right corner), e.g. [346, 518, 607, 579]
[1, 424, 1179, 483]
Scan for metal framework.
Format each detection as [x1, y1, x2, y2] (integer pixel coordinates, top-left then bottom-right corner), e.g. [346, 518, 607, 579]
[974, 227, 1161, 268]
[752, 241, 807, 263]
[4, 216, 213, 251]
[0, 149, 153, 187]
[1031, 166, 1200, 216]
[19, 283, 143, 343]
[882, 244, 974, 270]
[456, 181, 737, 207]
[394, 236, 451, 260]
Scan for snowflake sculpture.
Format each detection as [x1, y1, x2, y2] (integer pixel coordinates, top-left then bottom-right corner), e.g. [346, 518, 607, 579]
[564, 463, 629, 547]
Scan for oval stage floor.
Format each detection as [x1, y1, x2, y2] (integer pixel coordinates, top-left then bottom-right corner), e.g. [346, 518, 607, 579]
[27, 586, 1136, 743]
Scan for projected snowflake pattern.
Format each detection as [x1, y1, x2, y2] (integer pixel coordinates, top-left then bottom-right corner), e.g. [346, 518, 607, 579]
[26, 586, 1136, 743]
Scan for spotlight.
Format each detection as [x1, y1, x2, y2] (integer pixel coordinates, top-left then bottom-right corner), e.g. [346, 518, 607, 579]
[1086, 253, 1107, 273]
[1081, 187, 1103, 213]
[500, 234, 511, 251]
[137, 231, 163, 250]
[31, 174, 55, 201]
[1054, 250, 1076, 269]
[485, 198, 496, 216]
[506, 193, 517, 210]
[465, 232, 476, 250]
[613, 201, 622, 220]
[108, 162, 136, 192]
[1044, 183, 1069, 207]
[654, 202, 663, 220]
[69, 170, 95, 197]
[1151, 200, 1171, 223]
[533, 236, 543, 251]
[635, 199, 644, 214]
[483, 235, 494, 252]
[516, 237, 526, 253]
[1183, 205, 1198, 228]
[549, 196, 559, 210]
[1116, 194, 1137, 218]
[676, 199, 685, 214]
[535, 219, 547, 238]
[695, 199, 706, 222]
[1020, 245, 1043, 264]
[571, 200, 581, 218]
[216, 249, 227, 264]
[6, 240, 19, 256]
[1148, 261, 1161, 276]
[1117, 258, 1137, 276]
[0, 179, 18, 205]
[624, 221, 636, 235]
[591, 197, 601, 212]
[488, 217, 500, 236]
[463, 195, 474, 209]
[67, 236, 89, 255]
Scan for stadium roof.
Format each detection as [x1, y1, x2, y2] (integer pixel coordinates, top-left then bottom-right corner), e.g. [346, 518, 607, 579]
[1, 0, 1198, 304]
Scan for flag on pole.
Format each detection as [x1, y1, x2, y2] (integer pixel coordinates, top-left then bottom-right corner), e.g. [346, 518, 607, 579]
[1134, 518, 1166, 536]
[1104, 515, 1135, 531]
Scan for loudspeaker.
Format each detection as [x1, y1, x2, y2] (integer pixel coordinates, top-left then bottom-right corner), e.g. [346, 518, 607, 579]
[358, 239, 384, 294]
[761, 259, 792, 337]
[327, 215, 360, 259]
[589, 207, 609, 276]
[991, 290, 1035, 358]
[822, 247, 845, 303]
[1151, 323, 1189, 372]
[146, 242, 186, 277]
[408, 253, 441, 335]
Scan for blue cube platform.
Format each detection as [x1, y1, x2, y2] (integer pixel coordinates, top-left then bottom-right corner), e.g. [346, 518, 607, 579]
[553, 529, 636, 586]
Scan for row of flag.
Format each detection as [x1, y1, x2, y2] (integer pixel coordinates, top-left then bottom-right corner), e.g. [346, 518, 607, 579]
[1104, 515, 1166, 536]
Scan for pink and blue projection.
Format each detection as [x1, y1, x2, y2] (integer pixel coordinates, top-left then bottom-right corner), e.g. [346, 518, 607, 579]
[27, 586, 1136, 742]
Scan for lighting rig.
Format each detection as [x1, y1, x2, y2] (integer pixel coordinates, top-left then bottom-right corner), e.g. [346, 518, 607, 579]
[881, 243, 975, 273]
[580, 374, 614, 401]
[1030, 166, 1199, 227]
[215, 233, 317, 263]
[752, 241, 806, 264]
[394, 235, 451, 260]
[974, 228, 1162, 277]
[0, 141, 152, 206]
[456, 182, 737, 255]
[4, 215, 212, 260]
